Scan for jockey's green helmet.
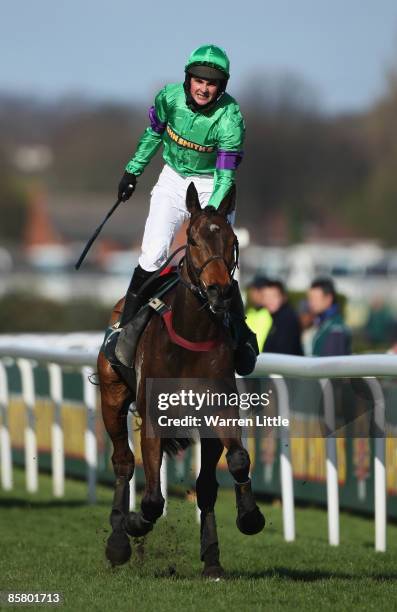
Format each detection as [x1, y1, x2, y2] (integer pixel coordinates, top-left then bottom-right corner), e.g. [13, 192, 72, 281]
[185, 45, 230, 81]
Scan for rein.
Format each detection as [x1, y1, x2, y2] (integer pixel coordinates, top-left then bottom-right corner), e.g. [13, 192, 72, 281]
[152, 226, 239, 353]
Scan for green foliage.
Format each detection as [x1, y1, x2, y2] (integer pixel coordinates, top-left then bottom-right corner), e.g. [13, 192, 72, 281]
[0, 157, 28, 242]
[342, 163, 397, 245]
[3, 67, 397, 246]
[0, 293, 109, 333]
[49, 105, 147, 192]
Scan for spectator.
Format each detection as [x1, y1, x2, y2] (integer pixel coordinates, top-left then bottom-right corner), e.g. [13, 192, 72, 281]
[365, 297, 395, 348]
[261, 279, 303, 355]
[308, 277, 351, 356]
[245, 277, 273, 353]
[297, 298, 316, 356]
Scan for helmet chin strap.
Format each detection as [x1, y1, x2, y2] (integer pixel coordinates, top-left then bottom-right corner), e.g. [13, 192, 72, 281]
[183, 74, 227, 113]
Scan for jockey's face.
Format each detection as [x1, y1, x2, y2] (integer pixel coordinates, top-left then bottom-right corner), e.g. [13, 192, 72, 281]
[190, 76, 219, 106]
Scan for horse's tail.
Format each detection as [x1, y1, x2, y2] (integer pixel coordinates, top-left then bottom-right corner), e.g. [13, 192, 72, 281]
[162, 437, 194, 456]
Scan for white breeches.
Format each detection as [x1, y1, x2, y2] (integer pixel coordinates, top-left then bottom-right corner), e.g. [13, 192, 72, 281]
[138, 164, 234, 271]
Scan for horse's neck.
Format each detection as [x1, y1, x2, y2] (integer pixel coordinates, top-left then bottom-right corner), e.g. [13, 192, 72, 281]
[172, 272, 218, 341]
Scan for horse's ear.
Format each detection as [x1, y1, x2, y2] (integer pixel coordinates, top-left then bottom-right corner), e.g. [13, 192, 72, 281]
[217, 185, 236, 217]
[186, 182, 201, 214]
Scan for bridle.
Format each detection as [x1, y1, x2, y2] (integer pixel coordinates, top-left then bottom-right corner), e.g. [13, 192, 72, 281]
[178, 223, 239, 301]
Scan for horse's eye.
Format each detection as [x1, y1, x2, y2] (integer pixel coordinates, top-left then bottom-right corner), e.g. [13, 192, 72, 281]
[188, 237, 198, 247]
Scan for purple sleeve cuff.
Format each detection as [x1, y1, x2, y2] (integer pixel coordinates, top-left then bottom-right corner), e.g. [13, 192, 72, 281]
[216, 150, 243, 170]
[148, 105, 166, 134]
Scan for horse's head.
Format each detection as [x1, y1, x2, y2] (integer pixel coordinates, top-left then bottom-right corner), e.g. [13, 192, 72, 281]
[184, 183, 239, 314]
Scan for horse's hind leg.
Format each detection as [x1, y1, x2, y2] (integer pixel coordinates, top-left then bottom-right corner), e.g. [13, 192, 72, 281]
[196, 437, 224, 578]
[98, 353, 134, 566]
[125, 421, 164, 537]
[221, 436, 265, 536]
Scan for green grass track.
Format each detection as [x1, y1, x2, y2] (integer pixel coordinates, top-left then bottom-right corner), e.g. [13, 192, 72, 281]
[1, 469, 397, 611]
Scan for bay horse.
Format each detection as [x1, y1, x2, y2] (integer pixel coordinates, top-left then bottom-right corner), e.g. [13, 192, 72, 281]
[97, 183, 265, 578]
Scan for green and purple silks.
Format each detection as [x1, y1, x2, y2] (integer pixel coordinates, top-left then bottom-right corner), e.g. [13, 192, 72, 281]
[126, 47, 245, 209]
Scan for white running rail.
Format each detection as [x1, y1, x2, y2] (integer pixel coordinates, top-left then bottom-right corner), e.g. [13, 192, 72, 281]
[255, 353, 397, 553]
[0, 341, 396, 552]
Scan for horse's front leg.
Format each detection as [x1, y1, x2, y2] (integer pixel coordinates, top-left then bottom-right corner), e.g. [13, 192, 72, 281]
[221, 435, 266, 535]
[98, 353, 135, 566]
[196, 437, 224, 578]
[125, 420, 164, 537]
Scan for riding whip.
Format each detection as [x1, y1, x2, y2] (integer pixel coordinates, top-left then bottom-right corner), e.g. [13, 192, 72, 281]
[74, 197, 123, 270]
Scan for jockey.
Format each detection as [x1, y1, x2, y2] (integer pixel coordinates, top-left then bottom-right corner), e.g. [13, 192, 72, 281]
[113, 44, 258, 375]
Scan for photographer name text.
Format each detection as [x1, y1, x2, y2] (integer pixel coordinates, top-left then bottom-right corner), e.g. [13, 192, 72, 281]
[157, 415, 289, 428]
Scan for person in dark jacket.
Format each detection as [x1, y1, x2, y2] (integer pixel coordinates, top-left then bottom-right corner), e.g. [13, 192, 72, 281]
[261, 279, 303, 355]
[308, 277, 351, 356]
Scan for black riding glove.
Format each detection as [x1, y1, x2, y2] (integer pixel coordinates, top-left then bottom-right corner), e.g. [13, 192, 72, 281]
[118, 172, 137, 202]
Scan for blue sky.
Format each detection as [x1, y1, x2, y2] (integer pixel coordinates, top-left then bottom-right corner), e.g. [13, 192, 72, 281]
[1, 0, 397, 112]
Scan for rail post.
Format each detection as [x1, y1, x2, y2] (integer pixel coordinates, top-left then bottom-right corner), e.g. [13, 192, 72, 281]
[127, 407, 136, 511]
[365, 377, 386, 552]
[82, 367, 97, 504]
[320, 378, 339, 546]
[18, 359, 38, 493]
[270, 374, 295, 542]
[161, 452, 167, 515]
[0, 360, 12, 490]
[48, 363, 65, 498]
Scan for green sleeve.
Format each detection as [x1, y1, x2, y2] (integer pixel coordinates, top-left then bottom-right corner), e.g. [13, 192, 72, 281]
[208, 105, 245, 209]
[125, 88, 168, 176]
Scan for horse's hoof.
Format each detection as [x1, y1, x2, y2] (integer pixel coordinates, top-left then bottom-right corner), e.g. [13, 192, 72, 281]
[125, 511, 154, 537]
[237, 506, 266, 535]
[105, 531, 132, 566]
[202, 565, 225, 580]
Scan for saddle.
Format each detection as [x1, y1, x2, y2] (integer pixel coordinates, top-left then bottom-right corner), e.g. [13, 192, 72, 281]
[101, 270, 179, 397]
[101, 269, 258, 393]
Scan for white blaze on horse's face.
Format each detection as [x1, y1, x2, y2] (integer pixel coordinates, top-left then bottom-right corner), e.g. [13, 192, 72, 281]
[209, 223, 220, 232]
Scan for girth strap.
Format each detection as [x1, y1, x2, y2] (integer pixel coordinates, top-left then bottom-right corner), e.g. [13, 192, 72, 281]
[149, 298, 221, 352]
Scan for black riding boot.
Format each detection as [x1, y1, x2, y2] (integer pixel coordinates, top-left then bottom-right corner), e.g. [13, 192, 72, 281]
[119, 265, 153, 327]
[229, 280, 259, 376]
[111, 265, 154, 366]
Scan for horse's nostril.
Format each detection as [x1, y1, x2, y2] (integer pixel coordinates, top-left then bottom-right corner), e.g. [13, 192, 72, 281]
[207, 285, 232, 304]
[207, 284, 220, 296]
